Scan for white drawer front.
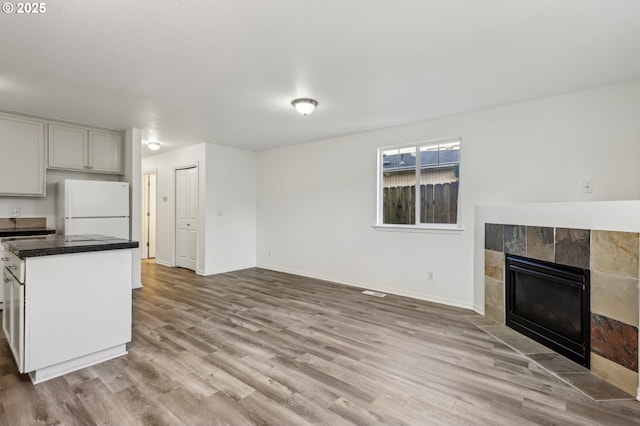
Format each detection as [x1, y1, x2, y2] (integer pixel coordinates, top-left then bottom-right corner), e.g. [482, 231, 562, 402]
[3, 250, 24, 283]
[0, 246, 4, 305]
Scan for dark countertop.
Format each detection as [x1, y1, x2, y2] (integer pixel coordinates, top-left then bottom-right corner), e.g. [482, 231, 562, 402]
[0, 227, 56, 238]
[2, 235, 139, 259]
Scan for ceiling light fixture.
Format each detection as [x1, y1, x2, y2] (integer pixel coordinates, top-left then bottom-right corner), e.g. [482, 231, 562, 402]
[291, 98, 318, 115]
[147, 141, 160, 151]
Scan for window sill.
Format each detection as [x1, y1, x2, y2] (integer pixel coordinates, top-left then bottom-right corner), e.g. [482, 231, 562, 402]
[372, 224, 464, 234]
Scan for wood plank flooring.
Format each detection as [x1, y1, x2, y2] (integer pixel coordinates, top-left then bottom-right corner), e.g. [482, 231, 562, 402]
[1, 260, 640, 425]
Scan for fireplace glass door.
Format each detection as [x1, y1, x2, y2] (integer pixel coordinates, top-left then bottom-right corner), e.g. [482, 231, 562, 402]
[505, 255, 590, 367]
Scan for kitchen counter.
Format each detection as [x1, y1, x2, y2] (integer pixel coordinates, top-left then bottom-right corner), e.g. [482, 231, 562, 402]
[0, 227, 56, 238]
[3, 234, 138, 258]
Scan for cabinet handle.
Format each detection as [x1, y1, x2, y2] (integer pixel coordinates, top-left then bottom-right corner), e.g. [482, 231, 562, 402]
[1, 257, 8, 261]
[8, 265, 17, 269]
[3, 278, 8, 283]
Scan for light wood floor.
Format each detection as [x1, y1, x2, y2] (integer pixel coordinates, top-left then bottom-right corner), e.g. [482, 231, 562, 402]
[1, 261, 640, 425]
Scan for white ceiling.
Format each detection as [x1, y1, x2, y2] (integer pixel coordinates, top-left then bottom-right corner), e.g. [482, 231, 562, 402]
[1, 1, 639, 156]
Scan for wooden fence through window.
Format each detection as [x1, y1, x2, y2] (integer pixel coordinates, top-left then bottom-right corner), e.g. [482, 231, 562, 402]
[383, 182, 458, 224]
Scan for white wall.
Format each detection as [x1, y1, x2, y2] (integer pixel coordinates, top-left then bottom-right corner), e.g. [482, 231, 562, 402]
[204, 144, 256, 275]
[142, 143, 256, 276]
[257, 80, 640, 309]
[124, 128, 142, 289]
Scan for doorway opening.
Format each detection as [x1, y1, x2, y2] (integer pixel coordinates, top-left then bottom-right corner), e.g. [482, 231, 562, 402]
[142, 171, 157, 260]
[175, 166, 198, 271]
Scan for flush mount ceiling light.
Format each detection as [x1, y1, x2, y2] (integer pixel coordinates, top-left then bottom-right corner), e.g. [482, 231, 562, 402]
[291, 98, 318, 115]
[147, 141, 160, 151]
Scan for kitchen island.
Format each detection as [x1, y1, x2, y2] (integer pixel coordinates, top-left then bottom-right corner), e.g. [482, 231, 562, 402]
[2, 234, 138, 384]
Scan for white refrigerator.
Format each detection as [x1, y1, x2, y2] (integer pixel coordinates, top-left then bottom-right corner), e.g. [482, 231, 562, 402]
[57, 179, 130, 239]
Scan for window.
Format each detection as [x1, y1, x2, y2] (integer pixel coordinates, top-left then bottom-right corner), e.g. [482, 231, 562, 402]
[378, 139, 460, 227]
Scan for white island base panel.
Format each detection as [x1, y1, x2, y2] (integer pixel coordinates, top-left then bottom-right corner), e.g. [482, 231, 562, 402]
[12, 249, 133, 384]
[29, 344, 127, 384]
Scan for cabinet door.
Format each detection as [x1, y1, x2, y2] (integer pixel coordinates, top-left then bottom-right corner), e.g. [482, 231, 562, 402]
[88, 130, 123, 174]
[48, 124, 88, 171]
[11, 276, 25, 373]
[0, 113, 46, 196]
[2, 269, 10, 339]
[3, 269, 24, 373]
[1, 247, 4, 306]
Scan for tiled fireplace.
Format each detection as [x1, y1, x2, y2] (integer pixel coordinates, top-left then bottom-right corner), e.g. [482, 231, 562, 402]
[484, 223, 639, 395]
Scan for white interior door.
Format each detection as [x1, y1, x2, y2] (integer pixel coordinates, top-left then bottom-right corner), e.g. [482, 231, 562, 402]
[142, 172, 157, 259]
[175, 167, 198, 271]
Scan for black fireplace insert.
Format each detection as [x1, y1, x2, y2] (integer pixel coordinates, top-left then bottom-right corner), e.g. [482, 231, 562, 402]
[505, 255, 590, 367]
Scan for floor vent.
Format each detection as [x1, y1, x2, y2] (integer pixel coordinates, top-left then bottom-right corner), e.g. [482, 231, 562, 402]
[362, 290, 386, 297]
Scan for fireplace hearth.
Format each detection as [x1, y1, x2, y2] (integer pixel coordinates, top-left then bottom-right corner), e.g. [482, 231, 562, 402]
[485, 222, 639, 394]
[505, 255, 590, 367]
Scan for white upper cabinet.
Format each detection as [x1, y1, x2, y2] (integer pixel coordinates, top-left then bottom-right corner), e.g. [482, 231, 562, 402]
[48, 124, 123, 174]
[48, 124, 87, 170]
[0, 113, 46, 197]
[88, 130, 122, 173]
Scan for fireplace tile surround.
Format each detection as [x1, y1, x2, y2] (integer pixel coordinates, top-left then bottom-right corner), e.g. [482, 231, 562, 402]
[591, 313, 638, 372]
[526, 226, 554, 262]
[484, 223, 639, 396]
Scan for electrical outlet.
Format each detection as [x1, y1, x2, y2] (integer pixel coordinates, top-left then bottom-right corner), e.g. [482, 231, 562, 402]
[428, 271, 435, 281]
[268, 250, 272, 257]
[12, 207, 21, 217]
[582, 180, 593, 194]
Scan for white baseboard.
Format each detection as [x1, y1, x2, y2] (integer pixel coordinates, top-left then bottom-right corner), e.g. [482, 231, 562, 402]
[149, 260, 254, 277]
[29, 344, 127, 384]
[256, 263, 474, 310]
[201, 264, 256, 276]
[150, 260, 475, 311]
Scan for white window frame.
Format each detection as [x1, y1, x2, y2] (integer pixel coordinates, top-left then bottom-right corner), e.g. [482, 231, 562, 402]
[374, 137, 463, 233]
